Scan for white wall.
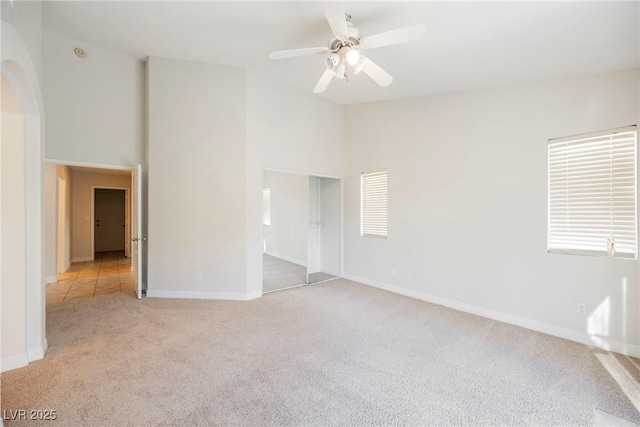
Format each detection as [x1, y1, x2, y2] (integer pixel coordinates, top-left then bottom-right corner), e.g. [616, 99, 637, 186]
[1, 0, 42, 77]
[344, 68, 640, 354]
[44, 163, 57, 282]
[41, 29, 145, 166]
[57, 165, 72, 272]
[263, 170, 308, 266]
[71, 170, 131, 261]
[1, 74, 27, 367]
[246, 72, 343, 295]
[147, 57, 247, 298]
[1, 0, 46, 371]
[44, 164, 73, 281]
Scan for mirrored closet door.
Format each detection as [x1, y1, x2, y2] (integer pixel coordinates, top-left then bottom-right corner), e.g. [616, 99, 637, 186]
[307, 176, 341, 284]
[262, 170, 342, 294]
[262, 170, 309, 293]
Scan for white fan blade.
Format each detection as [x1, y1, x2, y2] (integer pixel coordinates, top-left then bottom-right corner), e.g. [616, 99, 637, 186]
[361, 57, 393, 87]
[269, 47, 329, 60]
[324, 0, 349, 40]
[363, 24, 426, 50]
[313, 68, 334, 94]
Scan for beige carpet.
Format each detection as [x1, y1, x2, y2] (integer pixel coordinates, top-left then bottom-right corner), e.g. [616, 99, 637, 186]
[2, 279, 640, 426]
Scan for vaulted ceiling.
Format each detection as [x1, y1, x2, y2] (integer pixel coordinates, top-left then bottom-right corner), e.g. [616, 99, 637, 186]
[43, 1, 640, 105]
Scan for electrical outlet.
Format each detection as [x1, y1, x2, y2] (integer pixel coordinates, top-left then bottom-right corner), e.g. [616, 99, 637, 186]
[576, 302, 586, 315]
[197, 272, 203, 281]
[391, 268, 397, 277]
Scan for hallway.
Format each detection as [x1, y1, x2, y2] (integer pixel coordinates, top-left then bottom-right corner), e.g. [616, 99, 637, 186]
[46, 251, 136, 304]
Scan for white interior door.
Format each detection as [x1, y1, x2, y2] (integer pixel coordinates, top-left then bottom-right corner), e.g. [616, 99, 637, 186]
[131, 165, 143, 299]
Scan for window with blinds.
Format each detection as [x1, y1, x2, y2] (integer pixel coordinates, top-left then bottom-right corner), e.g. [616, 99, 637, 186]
[263, 188, 271, 226]
[361, 170, 388, 238]
[548, 125, 637, 259]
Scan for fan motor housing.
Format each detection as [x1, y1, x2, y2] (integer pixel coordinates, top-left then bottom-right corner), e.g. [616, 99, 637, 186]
[329, 23, 361, 51]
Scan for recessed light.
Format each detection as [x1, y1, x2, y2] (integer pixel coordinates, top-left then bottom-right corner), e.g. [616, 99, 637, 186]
[74, 47, 87, 58]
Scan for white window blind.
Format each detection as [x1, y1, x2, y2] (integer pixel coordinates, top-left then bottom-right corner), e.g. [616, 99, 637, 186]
[263, 188, 271, 226]
[361, 170, 388, 238]
[548, 125, 637, 259]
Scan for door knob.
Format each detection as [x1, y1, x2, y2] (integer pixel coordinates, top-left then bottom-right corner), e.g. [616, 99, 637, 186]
[132, 237, 138, 242]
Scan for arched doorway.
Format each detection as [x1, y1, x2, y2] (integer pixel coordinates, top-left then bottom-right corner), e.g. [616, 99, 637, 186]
[1, 21, 45, 371]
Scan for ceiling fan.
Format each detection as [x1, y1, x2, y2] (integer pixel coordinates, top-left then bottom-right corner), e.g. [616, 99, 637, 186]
[268, 2, 426, 94]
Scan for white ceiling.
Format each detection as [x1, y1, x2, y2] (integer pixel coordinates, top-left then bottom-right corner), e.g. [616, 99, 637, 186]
[42, 1, 639, 105]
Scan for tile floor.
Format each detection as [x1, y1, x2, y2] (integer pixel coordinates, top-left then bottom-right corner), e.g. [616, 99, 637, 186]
[46, 251, 137, 304]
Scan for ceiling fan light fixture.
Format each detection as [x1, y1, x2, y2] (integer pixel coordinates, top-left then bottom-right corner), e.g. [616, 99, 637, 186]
[334, 61, 346, 79]
[268, 1, 426, 94]
[353, 56, 365, 74]
[326, 53, 340, 70]
[344, 47, 360, 65]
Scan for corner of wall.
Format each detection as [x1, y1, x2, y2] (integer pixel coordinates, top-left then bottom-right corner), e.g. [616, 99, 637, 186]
[28, 338, 47, 362]
[0, 353, 29, 373]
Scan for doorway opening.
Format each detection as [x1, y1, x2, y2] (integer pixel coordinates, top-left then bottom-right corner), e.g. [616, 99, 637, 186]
[261, 169, 342, 295]
[45, 164, 143, 304]
[93, 187, 129, 257]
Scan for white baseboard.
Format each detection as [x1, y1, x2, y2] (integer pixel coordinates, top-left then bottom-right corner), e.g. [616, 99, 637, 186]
[72, 256, 92, 263]
[265, 251, 307, 267]
[45, 275, 57, 284]
[246, 291, 263, 300]
[147, 289, 259, 301]
[1, 340, 48, 373]
[28, 339, 48, 361]
[343, 273, 640, 358]
[1, 353, 28, 372]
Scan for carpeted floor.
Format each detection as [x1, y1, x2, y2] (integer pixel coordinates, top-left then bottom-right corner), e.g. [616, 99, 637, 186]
[262, 254, 306, 292]
[2, 279, 639, 426]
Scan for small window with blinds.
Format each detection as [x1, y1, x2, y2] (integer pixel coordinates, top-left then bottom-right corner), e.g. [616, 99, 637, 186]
[548, 125, 637, 259]
[361, 170, 388, 238]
